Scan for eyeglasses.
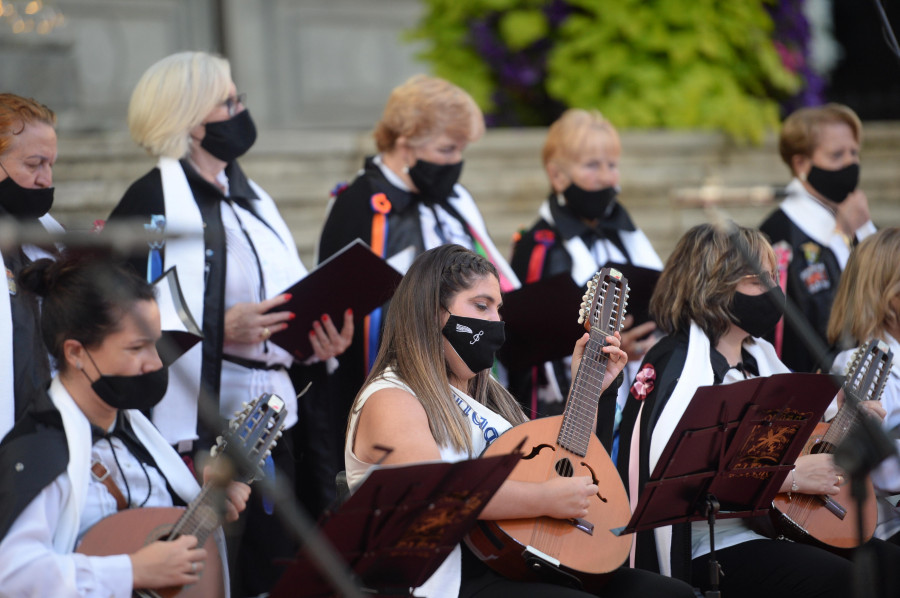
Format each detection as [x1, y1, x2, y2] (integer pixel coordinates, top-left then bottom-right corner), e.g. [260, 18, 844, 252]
[224, 92, 247, 117]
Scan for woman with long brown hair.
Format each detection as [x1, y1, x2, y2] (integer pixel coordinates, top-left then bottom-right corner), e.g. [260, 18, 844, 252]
[345, 244, 694, 597]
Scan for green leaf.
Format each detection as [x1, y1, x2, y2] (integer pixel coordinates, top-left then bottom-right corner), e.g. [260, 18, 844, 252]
[498, 9, 549, 52]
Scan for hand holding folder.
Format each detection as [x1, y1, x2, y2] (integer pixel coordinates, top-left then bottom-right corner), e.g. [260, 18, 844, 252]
[266, 239, 403, 361]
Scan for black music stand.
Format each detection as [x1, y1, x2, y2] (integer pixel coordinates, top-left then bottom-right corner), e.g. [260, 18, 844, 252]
[270, 450, 521, 598]
[617, 372, 840, 597]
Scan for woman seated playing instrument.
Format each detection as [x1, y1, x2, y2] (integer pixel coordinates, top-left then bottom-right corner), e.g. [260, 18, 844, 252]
[616, 222, 900, 597]
[828, 227, 900, 546]
[345, 244, 695, 597]
[0, 255, 249, 597]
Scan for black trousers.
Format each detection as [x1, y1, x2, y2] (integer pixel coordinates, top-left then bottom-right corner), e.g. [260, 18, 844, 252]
[225, 429, 298, 598]
[460, 545, 696, 598]
[691, 537, 900, 598]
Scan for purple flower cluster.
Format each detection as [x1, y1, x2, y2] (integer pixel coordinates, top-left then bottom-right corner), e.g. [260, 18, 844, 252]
[465, 0, 822, 126]
[467, 0, 573, 126]
[766, 0, 826, 114]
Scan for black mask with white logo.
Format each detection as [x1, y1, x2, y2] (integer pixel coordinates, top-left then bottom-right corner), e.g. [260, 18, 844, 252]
[561, 183, 618, 221]
[0, 164, 54, 220]
[200, 109, 257, 162]
[729, 287, 786, 338]
[807, 163, 859, 204]
[409, 159, 463, 204]
[82, 350, 169, 411]
[442, 314, 505, 374]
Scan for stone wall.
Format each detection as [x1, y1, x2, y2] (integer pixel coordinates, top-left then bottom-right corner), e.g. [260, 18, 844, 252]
[50, 124, 900, 267]
[2, 0, 425, 131]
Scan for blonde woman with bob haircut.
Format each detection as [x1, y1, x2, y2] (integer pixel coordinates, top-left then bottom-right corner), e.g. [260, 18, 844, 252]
[828, 227, 900, 546]
[616, 222, 873, 598]
[509, 109, 662, 450]
[127, 52, 232, 159]
[760, 103, 876, 373]
[107, 50, 353, 597]
[345, 243, 695, 598]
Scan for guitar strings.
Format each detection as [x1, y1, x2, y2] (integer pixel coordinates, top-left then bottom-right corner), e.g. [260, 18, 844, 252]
[532, 289, 622, 558]
[781, 347, 885, 528]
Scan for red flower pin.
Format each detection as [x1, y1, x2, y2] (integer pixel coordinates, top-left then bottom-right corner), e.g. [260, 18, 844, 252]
[630, 363, 656, 400]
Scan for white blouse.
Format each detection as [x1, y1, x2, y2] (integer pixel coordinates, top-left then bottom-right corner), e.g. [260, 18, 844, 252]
[345, 368, 512, 598]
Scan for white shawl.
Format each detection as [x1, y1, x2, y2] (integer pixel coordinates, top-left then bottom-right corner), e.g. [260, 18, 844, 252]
[450, 185, 521, 291]
[0, 213, 64, 439]
[779, 178, 876, 270]
[47, 376, 200, 553]
[538, 199, 663, 287]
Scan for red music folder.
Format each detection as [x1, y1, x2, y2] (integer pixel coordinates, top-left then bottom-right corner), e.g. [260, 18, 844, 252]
[620, 372, 840, 534]
[270, 451, 521, 597]
[267, 239, 403, 361]
[498, 272, 586, 370]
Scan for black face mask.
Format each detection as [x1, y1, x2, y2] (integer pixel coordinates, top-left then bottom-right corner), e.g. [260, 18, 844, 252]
[82, 350, 169, 411]
[442, 314, 505, 374]
[806, 163, 859, 204]
[0, 167, 54, 220]
[729, 287, 786, 338]
[561, 183, 618, 221]
[200, 109, 257, 162]
[409, 159, 463, 204]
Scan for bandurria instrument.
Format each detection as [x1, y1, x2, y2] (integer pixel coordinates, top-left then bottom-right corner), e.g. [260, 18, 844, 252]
[77, 393, 288, 598]
[771, 339, 893, 549]
[465, 267, 633, 590]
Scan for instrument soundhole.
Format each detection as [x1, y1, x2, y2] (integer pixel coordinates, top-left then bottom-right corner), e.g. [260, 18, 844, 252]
[555, 458, 574, 477]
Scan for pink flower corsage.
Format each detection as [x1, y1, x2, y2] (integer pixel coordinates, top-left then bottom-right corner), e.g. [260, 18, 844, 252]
[630, 363, 656, 400]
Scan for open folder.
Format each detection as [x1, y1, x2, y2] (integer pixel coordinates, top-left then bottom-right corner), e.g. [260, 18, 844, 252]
[270, 451, 521, 597]
[267, 239, 403, 361]
[151, 266, 203, 367]
[498, 272, 586, 370]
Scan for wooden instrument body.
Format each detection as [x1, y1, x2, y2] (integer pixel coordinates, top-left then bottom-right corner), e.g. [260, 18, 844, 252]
[771, 421, 877, 549]
[75, 393, 287, 598]
[464, 416, 632, 588]
[76, 507, 224, 598]
[771, 340, 892, 550]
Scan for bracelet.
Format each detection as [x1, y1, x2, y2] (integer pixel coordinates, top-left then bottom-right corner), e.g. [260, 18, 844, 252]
[790, 468, 799, 493]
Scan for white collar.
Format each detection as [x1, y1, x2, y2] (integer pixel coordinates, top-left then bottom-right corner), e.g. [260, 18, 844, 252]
[373, 154, 411, 192]
[780, 178, 840, 247]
